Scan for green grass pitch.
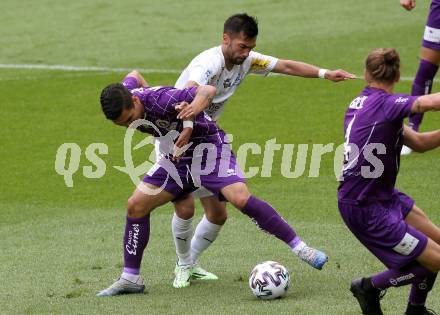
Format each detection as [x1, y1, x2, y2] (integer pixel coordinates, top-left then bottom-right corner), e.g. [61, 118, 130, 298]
[1, 0, 439, 314]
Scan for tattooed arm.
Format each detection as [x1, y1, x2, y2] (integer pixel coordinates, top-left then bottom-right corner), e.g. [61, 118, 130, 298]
[176, 85, 216, 120]
[411, 93, 440, 113]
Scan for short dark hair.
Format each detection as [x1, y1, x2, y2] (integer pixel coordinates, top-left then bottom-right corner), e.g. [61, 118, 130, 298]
[100, 83, 133, 120]
[224, 13, 258, 39]
[365, 48, 400, 84]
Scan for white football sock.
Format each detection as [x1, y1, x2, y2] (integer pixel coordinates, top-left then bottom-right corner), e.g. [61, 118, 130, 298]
[191, 215, 222, 264]
[172, 213, 193, 266]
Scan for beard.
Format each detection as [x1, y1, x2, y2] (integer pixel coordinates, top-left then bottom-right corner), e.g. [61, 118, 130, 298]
[233, 56, 246, 65]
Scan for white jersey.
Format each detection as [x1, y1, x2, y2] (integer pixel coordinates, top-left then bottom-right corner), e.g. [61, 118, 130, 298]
[175, 46, 278, 121]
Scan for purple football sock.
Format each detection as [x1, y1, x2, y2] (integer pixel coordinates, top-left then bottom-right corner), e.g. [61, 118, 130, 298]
[241, 195, 298, 246]
[370, 262, 434, 290]
[409, 59, 439, 131]
[409, 272, 437, 306]
[123, 215, 150, 275]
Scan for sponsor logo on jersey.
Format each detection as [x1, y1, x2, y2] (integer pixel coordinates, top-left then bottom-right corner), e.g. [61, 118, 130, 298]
[226, 168, 237, 176]
[131, 87, 147, 94]
[204, 70, 212, 84]
[233, 74, 243, 86]
[223, 78, 232, 88]
[155, 119, 179, 132]
[206, 102, 223, 117]
[251, 58, 270, 71]
[395, 97, 409, 104]
[348, 96, 367, 110]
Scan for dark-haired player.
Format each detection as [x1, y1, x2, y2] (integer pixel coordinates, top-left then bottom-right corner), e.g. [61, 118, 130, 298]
[400, 0, 440, 155]
[339, 48, 440, 315]
[167, 13, 355, 287]
[96, 70, 328, 296]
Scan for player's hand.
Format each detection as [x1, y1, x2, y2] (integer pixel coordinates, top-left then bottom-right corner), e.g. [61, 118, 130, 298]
[400, 0, 416, 11]
[326, 69, 357, 82]
[175, 102, 190, 112]
[173, 127, 192, 161]
[176, 102, 196, 120]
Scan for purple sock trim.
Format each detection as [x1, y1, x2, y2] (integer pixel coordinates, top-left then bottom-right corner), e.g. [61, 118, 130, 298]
[123, 267, 140, 275]
[288, 236, 302, 249]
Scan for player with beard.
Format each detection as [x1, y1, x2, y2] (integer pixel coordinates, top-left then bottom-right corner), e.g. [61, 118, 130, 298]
[166, 13, 355, 288]
[96, 70, 331, 296]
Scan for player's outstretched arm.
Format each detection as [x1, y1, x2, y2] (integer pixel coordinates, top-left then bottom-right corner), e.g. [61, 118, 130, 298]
[411, 92, 440, 113]
[176, 85, 216, 120]
[403, 125, 440, 152]
[271, 59, 356, 82]
[400, 0, 416, 11]
[126, 70, 150, 88]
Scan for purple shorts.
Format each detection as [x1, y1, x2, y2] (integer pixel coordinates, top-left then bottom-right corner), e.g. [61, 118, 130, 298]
[338, 189, 428, 269]
[143, 143, 245, 200]
[422, 1, 440, 50]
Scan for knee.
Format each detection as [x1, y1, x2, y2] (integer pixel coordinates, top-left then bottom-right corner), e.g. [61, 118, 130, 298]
[127, 196, 150, 218]
[422, 254, 440, 273]
[205, 206, 227, 225]
[229, 193, 251, 210]
[427, 263, 440, 273]
[429, 257, 440, 272]
[215, 211, 227, 225]
[174, 199, 195, 220]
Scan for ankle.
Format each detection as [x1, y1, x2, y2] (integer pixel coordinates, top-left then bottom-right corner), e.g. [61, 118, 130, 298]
[121, 272, 140, 283]
[362, 277, 377, 291]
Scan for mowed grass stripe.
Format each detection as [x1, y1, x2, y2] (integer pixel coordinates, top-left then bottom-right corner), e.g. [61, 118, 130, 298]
[0, 64, 428, 82]
[0, 203, 392, 315]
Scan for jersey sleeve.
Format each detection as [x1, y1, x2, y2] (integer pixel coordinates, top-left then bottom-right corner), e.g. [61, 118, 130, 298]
[247, 51, 278, 76]
[121, 75, 139, 91]
[151, 87, 198, 115]
[186, 59, 221, 85]
[171, 86, 198, 104]
[382, 94, 417, 122]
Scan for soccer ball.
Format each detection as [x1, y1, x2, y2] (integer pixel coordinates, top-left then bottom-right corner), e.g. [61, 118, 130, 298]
[249, 261, 290, 300]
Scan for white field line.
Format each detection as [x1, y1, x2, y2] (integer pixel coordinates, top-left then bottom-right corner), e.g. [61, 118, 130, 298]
[0, 72, 113, 81]
[0, 63, 181, 73]
[0, 63, 419, 81]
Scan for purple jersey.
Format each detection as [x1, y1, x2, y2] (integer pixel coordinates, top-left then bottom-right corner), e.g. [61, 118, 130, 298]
[122, 76, 223, 155]
[338, 87, 417, 204]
